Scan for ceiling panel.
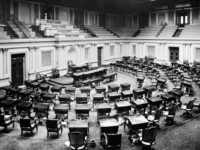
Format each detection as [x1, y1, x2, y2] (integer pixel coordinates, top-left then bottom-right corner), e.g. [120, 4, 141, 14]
[27, 0, 199, 14]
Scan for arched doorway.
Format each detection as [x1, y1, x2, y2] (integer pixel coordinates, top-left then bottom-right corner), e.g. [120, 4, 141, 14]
[158, 13, 165, 26]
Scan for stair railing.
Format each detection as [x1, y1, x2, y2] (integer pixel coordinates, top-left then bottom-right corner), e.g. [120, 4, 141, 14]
[12, 15, 31, 38]
[156, 22, 167, 37]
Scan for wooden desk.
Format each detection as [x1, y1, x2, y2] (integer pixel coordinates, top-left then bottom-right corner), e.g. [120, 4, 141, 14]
[18, 89, 31, 101]
[71, 64, 88, 73]
[0, 98, 19, 115]
[132, 99, 148, 112]
[75, 104, 91, 119]
[82, 77, 102, 86]
[95, 86, 106, 93]
[124, 115, 148, 130]
[146, 96, 163, 106]
[42, 93, 56, 102]
[30, 91, 41, 102]
[69, 120, 89, 134]
[108, 84, 119, 93]
[121, 90, 133, 100]
[133, 88, 146, 99]
[39, 83, 50, 92]
[51, 86, 62, 94]
[58, 94, 71, 105]
[143, 85, 157, 97]
[93, 93, 104, 104]
[108, 92, 121, 103]
[95, 86, 106, 97]
[137, 76, 145, 88]
[0, 98, 19, 109]
[120, 83, 131, 91]
[181, 81, 192, 95]
[54, 104, 69, 114]
[115, 101, 132, 115]
[73, 68, 107, 82]
[99, 118, 119, 134]
[76, 93, 88, 104]
[157, 78, 167, 85]
[96, 103, 111, 119]
[169, 89, 184, 101]
[103, 73, 117, 82]
[17, 101, 32, 116]
[30, 82, 40, 91]
[80, 87, 91, 97]
[65, 86, 76, 95]
[33, 103, 50, 118]
[10, 87, 21, 98]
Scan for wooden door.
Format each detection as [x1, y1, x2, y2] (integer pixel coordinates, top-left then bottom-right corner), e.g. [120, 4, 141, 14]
[11, 54, 25, 86]
[74, 9, 84, 27]
[13, 1, 19, 18]
[169, 47, 179, 63]
[99, 14, 106, 27]
[97, 47, 102, 67]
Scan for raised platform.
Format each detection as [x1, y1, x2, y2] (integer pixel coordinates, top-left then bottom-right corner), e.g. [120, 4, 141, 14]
[48, 76, 74, 87]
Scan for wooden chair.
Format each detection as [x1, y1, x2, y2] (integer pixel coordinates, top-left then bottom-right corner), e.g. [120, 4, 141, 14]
[0, 114, 15, 130]
[20, 118, 38, 136]
[163, 103, 177, 126]
[46, 119, 63, 138]
[68, 132, 87, 150]
[181, 99, 195, 117]
[101, 133, 122, 150]
[52, 68, 60, 78]
[140, 126, 158, 149]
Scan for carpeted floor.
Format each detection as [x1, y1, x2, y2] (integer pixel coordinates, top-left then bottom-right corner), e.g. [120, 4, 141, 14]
[1, 70, 200, 150]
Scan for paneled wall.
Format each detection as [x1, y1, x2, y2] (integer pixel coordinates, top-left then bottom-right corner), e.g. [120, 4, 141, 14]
[0, 37, 200, 87]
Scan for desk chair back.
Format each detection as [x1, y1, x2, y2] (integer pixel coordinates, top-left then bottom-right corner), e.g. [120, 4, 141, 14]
[20, 118, 31, 128]
[142, 126, 157, 146]
[46, 119, 58, 129]
[68, 132, 87, 149]
[107, 133, 122, 149]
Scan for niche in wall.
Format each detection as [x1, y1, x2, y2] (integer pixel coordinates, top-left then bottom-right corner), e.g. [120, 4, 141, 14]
[147, 46, 155, 57]
[42, 51, 51, 67]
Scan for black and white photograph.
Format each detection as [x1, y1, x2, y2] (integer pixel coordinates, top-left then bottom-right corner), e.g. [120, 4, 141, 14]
[0, 0, 200, 149]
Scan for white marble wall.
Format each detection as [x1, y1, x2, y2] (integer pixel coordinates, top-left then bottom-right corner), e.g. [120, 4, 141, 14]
[0, 38, 200, 86]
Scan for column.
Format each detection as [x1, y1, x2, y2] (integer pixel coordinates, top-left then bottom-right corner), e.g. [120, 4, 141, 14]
[190, 9, 193, 25]
[182, 44, 187, 61]
[30, 3, 34, 24]
[186, 44, 193, 63]
[104, 43, 109, 62]
[10, 0, 14, 20]
[77, 44, 85, 65]
[0, 49, 3, 78]
[55, 45, 62, 69]
[34, 46, 39, 72]
[149, 13, 151, 26]
[165, 11, 169, 24]
[174, 11, 176, 25]
[3, 49, 8, 77]
[28, 46, 35, 73]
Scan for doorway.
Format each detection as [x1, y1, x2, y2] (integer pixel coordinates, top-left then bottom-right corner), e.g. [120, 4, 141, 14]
[99, 14, 106, 27]
[74, 9, 84, 27]
[13, 1, 19, 18]
[40, 5, 54, 20]
[169, 47, 179, 63]
[11, 54, 25, 86]
[176, 10, 189, 27]
[97, 47, 103, 67]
